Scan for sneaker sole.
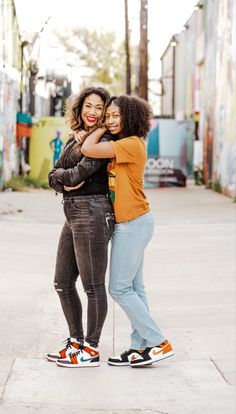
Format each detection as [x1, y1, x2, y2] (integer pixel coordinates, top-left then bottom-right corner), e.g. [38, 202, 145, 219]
[46, 356, 60, 362]
[56, 361, 100, 368]
[107, 361, 130, 366]
[152, 350, 174, 363]
[131, 351, 174, 367]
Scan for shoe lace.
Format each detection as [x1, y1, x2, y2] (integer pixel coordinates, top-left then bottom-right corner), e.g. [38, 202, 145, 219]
[62, 337, 73, 351]
[121, 348, 143, 357]
[121, 349, 133, 357]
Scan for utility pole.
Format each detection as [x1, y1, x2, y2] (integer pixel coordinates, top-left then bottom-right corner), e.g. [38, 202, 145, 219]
[124, 0, 131, 95]
[170, 35, 177, 118]
[172, 45, 176, 118]
[28, 16, 51, 115]
[19, 40, 29, 112]
[138, 0, 148, 101]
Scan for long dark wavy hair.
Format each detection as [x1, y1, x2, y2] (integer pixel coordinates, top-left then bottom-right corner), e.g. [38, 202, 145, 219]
[107, 95, 153, 139]
[65, 86, 110, 131]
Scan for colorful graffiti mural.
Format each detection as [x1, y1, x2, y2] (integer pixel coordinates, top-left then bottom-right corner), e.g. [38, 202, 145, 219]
[29, 117, 70, 181]
[214, 0, 236, 196]
[201, 0, 236, 196]
[0, 69, 19, 186]
[161, 0, 236, 197]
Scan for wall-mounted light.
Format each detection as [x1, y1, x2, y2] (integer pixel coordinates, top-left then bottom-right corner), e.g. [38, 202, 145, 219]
[194, 3, 203, 10]
[181, 24, 189, 31]
[170, 36, 178, 47]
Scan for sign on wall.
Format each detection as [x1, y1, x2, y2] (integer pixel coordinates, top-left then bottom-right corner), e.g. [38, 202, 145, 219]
[144, 118, 193, 188]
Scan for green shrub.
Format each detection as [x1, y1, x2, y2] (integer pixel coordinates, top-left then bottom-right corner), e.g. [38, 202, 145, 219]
[195, 169, 204, 185]
[2, 176, 49, 191]
[211, 180, 222, 193]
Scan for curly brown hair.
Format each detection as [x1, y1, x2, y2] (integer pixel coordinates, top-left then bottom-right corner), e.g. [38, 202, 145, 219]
[108, 95, 153, 139]
[65, 86, 110, 131]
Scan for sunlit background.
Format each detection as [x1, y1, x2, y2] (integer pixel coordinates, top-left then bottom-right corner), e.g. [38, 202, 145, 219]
[0, 0, 235, 198]
[13, 0, 197, 113]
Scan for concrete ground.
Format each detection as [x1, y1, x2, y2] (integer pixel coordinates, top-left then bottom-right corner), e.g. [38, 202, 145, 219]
[0, 183, 235, 414]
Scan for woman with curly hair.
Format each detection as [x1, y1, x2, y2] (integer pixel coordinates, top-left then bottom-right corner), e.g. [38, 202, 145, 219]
[46, 87, 115, 368]
[81, 95, 174, 367]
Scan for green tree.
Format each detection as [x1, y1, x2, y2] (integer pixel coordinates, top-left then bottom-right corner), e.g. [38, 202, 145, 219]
[56, 27, 127, 95]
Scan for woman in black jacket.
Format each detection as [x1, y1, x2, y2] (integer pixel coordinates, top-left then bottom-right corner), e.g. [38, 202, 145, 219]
[46, 87, 114, 368]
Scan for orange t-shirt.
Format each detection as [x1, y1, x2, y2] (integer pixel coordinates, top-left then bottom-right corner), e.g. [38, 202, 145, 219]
[108, 136, 150, 222]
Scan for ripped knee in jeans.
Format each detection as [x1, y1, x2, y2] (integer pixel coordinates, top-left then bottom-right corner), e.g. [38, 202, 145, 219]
[54, 282, 63, 292]
[84, 283, 106, 298]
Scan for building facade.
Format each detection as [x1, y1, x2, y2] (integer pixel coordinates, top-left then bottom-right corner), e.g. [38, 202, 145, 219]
[0, 1, 72, 188]
[161, 0, 236, 198]
[0, 0, 21, 186]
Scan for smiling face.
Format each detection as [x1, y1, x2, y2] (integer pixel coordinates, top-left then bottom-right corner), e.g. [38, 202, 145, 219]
[105, 103, 123, 137]
[81, 93, 104, 130]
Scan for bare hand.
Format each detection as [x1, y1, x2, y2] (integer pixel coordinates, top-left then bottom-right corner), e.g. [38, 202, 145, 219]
[74, 131, 87, 144]
[64, 182, 85, 191]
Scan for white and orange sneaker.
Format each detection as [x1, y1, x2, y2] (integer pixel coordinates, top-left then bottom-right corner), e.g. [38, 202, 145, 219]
[130, 340, 174, 367]
[46, 337, 81, 362]
[56, 342, 100, 368]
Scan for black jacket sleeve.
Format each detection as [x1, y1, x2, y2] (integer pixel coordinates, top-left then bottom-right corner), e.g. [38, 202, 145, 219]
[48, 158, 64, 193]
[49, 132, 113, 188]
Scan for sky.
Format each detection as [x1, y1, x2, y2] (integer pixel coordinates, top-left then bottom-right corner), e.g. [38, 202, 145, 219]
[14, 0, 197, 112]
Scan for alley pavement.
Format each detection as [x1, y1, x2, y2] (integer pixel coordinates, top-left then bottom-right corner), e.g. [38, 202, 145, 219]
[0, 183, 235, 414]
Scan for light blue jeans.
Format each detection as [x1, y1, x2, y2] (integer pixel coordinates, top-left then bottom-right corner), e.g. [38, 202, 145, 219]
[109, 211, 166, 350]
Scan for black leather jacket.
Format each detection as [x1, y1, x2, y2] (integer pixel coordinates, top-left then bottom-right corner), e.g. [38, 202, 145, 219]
[48, 131, 113, 197]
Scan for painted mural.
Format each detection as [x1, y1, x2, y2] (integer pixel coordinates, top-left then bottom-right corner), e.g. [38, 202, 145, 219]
[29, 117, 70, 181]
[162, 0, 236, 197]
[214, 0, 236, 197]
[202, 0, 236, 197]
[0, 70, 19, 187]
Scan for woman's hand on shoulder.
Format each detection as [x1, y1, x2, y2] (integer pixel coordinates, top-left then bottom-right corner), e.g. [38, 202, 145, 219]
[74, 130, 87, 144]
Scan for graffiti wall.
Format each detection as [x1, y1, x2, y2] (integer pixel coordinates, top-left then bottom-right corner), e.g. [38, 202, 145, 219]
[202, 0, 236, 196]
[0, 67, 19, 187]
[214, 0, 236, 196]
[29, 117, 70, 181]
[161, 0, 236, 197]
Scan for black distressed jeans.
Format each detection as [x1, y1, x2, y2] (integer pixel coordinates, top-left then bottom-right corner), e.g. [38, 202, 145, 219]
[54, 195, 114, 347]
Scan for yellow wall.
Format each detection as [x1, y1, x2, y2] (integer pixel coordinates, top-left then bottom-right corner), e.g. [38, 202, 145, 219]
[29, 117, 70, 181]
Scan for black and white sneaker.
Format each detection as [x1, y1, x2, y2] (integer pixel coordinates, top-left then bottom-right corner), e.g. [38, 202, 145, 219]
[130, 340, 174, 367]
[107, 349, 144, 366]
